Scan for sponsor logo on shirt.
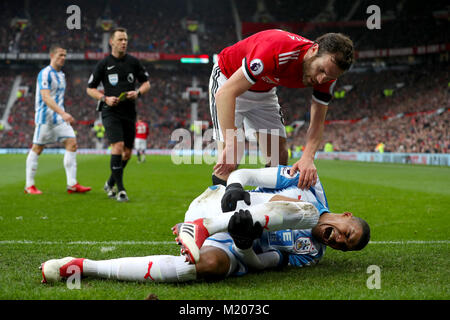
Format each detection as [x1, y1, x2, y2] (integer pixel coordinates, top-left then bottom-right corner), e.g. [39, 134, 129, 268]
[108, 73, 118, 86]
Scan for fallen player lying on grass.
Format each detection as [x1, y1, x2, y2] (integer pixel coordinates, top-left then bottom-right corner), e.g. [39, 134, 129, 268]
[40, 166, 370, 283]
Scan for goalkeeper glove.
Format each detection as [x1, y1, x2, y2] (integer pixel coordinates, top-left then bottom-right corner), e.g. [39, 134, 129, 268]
[221, 183, 251, 212]
[228, 209, 263, 250]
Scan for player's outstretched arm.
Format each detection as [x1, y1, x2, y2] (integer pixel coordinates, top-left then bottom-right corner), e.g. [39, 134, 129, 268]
[213, 68, 253, 177]
[290, 100, 327, 189]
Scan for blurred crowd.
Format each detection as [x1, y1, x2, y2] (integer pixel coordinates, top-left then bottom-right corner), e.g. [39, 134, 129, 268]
[0, 0, 448, 154]
[0, 0, 236, 55]
[285, 62, 449, 154]
[1, 0, 448, 54]
[0, 60, 448, 154]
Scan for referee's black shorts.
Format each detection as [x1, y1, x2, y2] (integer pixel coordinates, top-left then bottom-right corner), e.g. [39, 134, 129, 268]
[102, 113, 136, 149]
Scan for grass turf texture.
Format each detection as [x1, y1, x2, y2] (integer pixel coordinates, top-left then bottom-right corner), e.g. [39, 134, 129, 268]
[0, 154, 449, 300]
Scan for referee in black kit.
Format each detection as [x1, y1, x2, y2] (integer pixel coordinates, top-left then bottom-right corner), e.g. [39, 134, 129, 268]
[87, 27, 151, 202]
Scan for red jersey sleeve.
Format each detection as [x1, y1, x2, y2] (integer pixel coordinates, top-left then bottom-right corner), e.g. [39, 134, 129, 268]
[312, 80, 337, 105]
[241, 44, 276, 85]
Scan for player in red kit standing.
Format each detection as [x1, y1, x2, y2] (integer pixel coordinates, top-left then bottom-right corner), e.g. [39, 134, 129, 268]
[135, 116, 149, 163]
[209, 29, 354, 190]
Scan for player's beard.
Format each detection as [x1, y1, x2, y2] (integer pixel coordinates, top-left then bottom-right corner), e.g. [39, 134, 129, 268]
[302, 55, 317, 86]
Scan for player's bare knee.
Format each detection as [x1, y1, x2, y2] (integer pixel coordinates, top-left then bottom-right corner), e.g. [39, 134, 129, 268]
[65, 138, 77, 152]
[197, 247, 230, 279]
[111, 142, 124, 154]
[31, 144, 44, 155]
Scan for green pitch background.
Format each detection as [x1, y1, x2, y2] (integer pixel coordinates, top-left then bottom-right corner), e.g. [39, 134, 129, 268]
[0, 154, 449, 300]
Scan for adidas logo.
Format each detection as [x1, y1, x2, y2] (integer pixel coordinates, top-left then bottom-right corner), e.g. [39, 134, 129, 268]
[181, 223, 195, 238]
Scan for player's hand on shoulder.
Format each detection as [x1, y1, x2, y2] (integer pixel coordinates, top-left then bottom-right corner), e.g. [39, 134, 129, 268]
[228, 209, 263, 249]
[291, 157, 317, 190]
[221, 183, 251, 212]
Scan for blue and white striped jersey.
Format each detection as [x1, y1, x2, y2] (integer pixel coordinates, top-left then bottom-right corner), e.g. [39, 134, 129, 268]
[34, 65, 66, 125]
[251, 165, 329, 215]
[253, 165, 328, 267]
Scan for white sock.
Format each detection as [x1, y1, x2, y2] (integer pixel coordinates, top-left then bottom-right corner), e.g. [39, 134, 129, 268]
[26, 150, 39, 188]
[203, 201, 319, 234]
[64, 151, 77, 186]
[82, 255, 196, 282]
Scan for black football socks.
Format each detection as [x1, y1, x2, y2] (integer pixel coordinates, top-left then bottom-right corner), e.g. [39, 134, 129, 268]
[108, 157, 129, 189]
[110, 154, 125, 191]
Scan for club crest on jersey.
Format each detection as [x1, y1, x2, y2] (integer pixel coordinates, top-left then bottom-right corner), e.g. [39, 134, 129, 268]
[127, 73, 134, 83]
[280, 166, 296, 178]
[108, 73, 118, 86]
[249, 59, 264, 76]
[294, 237, 317, 254]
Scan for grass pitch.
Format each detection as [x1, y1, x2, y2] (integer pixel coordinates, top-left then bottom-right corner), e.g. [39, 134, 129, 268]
[0, 154, 449, 300]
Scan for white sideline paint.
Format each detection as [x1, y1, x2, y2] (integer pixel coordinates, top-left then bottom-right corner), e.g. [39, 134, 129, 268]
[369, 240, 449, 245]
[0, 240, 448, 245]
[0, 240, 174, 245]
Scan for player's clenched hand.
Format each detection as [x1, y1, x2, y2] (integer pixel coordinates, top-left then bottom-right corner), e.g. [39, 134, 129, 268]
[228, 209, 263, 249]
[290, 157, 317, 190]
[126, 90, 139, 100]
[221, 183, 251, 212]
[61, 112, 75, 124]
[105, 96, 119, 107]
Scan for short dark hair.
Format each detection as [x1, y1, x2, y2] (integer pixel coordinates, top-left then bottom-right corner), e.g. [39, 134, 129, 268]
[314, 33, 354, 71]
[110, 27, 127, 39]
[49, 44, 65, 54]
[353, 217, 370, 251]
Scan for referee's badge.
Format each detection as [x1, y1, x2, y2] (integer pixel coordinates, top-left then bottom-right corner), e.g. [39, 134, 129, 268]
[108, 73, 118, 86]
[127, 73, 134, 83]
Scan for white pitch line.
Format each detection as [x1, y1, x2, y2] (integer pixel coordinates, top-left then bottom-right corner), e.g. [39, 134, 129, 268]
[0, 240, 174, 245]
[369, 240, 450, 245]
[0, 240, 448, 245]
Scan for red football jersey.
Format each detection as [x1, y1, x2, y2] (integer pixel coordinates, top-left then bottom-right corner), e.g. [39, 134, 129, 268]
[135, 120, 149, 139]
[218, 29, 336, 105]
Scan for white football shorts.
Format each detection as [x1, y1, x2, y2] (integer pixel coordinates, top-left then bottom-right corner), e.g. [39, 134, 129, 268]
[32, 122, 76, 145]
[209, 62, 286, 142]
[184, 185, 275, 277]
[134, 137, 147, 150]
